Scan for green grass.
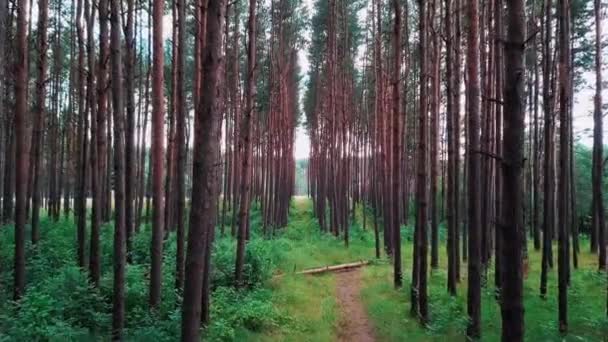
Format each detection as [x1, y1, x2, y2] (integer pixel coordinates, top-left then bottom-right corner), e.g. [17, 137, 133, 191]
[239, 274, 338, 342]
[276, 198, 376, 273]
[360, 246, 608, 341]
[1, 198, 606, 341]
[244, 198, 377, 341]
[255, 199, 608, 341]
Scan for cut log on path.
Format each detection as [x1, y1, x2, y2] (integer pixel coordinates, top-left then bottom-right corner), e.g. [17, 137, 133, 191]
[296, 260, 370, 276]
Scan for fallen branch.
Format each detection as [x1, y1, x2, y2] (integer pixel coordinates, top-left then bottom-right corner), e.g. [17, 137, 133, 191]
[296, 260, 370, 276]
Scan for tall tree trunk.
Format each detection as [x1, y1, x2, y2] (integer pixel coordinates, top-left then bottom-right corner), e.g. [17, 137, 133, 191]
[13, 0, 29, 301]
[235, 0, 257, 287]
[540, 0, 555, 298]
[75, 0, 87, 268]
[174, 0, 187, 291]
[149, 0, 165, 308]
[31, 0, 49, 245]
[466, 0, 482, 334]
[557, 0, 570, 331]
[453, 0, 462, 279]
[445, 0, 458, 295]
[414, 0, 429, 323]
[124, 0, 136, 256]
[430, 0, 440, 270]
[165, 1, 177, 234]
[500, 0, 525, 338]
[85, 0, 98, 282]
[592, 0, 605, 271]
[181, 0, 224, 339]
[91, 0, 109, 286]
[533, 27, 541, 251]
[110, 0, 126, 335]
[392, 0, 402, 289]
[494, 0, 504, 296]
[0, 0, 6, 229]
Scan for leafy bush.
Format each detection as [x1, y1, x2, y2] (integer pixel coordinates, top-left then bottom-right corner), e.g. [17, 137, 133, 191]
[206, 287, 282, 341]
[130, 223, 152, 265]
[212, 235, 286, 289]
[0, 204, 290, 341]
[0, 266, 109, 341]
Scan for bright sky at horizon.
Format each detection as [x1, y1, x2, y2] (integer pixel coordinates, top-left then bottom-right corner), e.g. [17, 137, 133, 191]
[293, 0, 314, 160]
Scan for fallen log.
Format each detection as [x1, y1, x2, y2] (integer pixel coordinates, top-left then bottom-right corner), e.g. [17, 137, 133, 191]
[295, 260, 370, 276]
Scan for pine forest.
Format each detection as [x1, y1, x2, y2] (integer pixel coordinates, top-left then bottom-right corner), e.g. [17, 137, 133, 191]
[0, 0, 607, 340]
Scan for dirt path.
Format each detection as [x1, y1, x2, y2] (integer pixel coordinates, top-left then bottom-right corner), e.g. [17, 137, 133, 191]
[335, 268, 376, 342]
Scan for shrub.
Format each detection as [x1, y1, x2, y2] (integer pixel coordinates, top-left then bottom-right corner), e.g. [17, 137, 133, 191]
[206, 287, 281, 341]
[0, 266, 109, 341]
[212, 235, 285, 289]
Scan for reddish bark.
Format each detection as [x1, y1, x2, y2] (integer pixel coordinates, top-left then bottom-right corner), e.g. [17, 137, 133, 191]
[150, 0, 165, 308]
[235, 0, 257, 287]
[13, 0, 29, 301]
[181, 0, 224, 339]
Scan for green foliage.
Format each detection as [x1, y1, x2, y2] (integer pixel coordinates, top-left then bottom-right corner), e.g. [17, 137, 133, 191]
[212, 235, 286, 289]
[360, 242, 608, 341]
[573, 143, 608, 234]
[3, 198, 606, 341]
[0, 266, 108, 341]
[206, 287, 283, 341]
[0, 203, 294, 341]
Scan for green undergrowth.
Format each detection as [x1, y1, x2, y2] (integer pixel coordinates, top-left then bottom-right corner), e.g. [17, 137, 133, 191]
[1, 199, 607, 341]
[0, 198, 377, 341]
[0, 202, 296, 341]
[276, 198, 378, 273]
[251, 200, 608, 341]
[360, 241, 608, 341]
[245, 198, 381, 341]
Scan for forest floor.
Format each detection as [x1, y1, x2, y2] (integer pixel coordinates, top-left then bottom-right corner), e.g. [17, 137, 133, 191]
[249, 197, 608, 342]
[0, 197, 606, 341]
[335, 268, 376, 342]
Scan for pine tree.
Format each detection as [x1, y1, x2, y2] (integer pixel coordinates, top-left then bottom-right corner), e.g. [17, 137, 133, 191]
[149, 0, 166, 308]
[181, 0, 225, 339]
[500, 0, 526, 337]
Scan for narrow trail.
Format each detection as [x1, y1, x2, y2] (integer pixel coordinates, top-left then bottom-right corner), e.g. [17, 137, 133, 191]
[335, 268, 376, 342]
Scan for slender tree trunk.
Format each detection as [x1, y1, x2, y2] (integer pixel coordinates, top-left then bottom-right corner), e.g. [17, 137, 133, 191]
[165, 2, 177, 234]
[150, 0, 165, 308]
[445, 0, 457, 296]
[494, 0, 504, 296]
[91, 0, 109, 287]
[0, 0, 6, 229]
[592, 0, 605, 271]
[413, 0, 429, 323]
[75, 0, 87, 268]
[392, 0, 402, 289]
[174, 0, 187, 291]
[31, 0, 49, 245]
[110, 0, 126, 335]
[430, 0, 440, 270]
[124, 0, 136, 257]
[235, 0, 257, 287]
[13, 0, 29, 301]
[466, 0, 482, 334]
[557, 0, 570, 331]
[500, 0, 525, 338]
[540, 0, 555, 298]
[533, 29, 541, 251]
[85, 0, 98, 283]
[181, 0, 224, 339]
